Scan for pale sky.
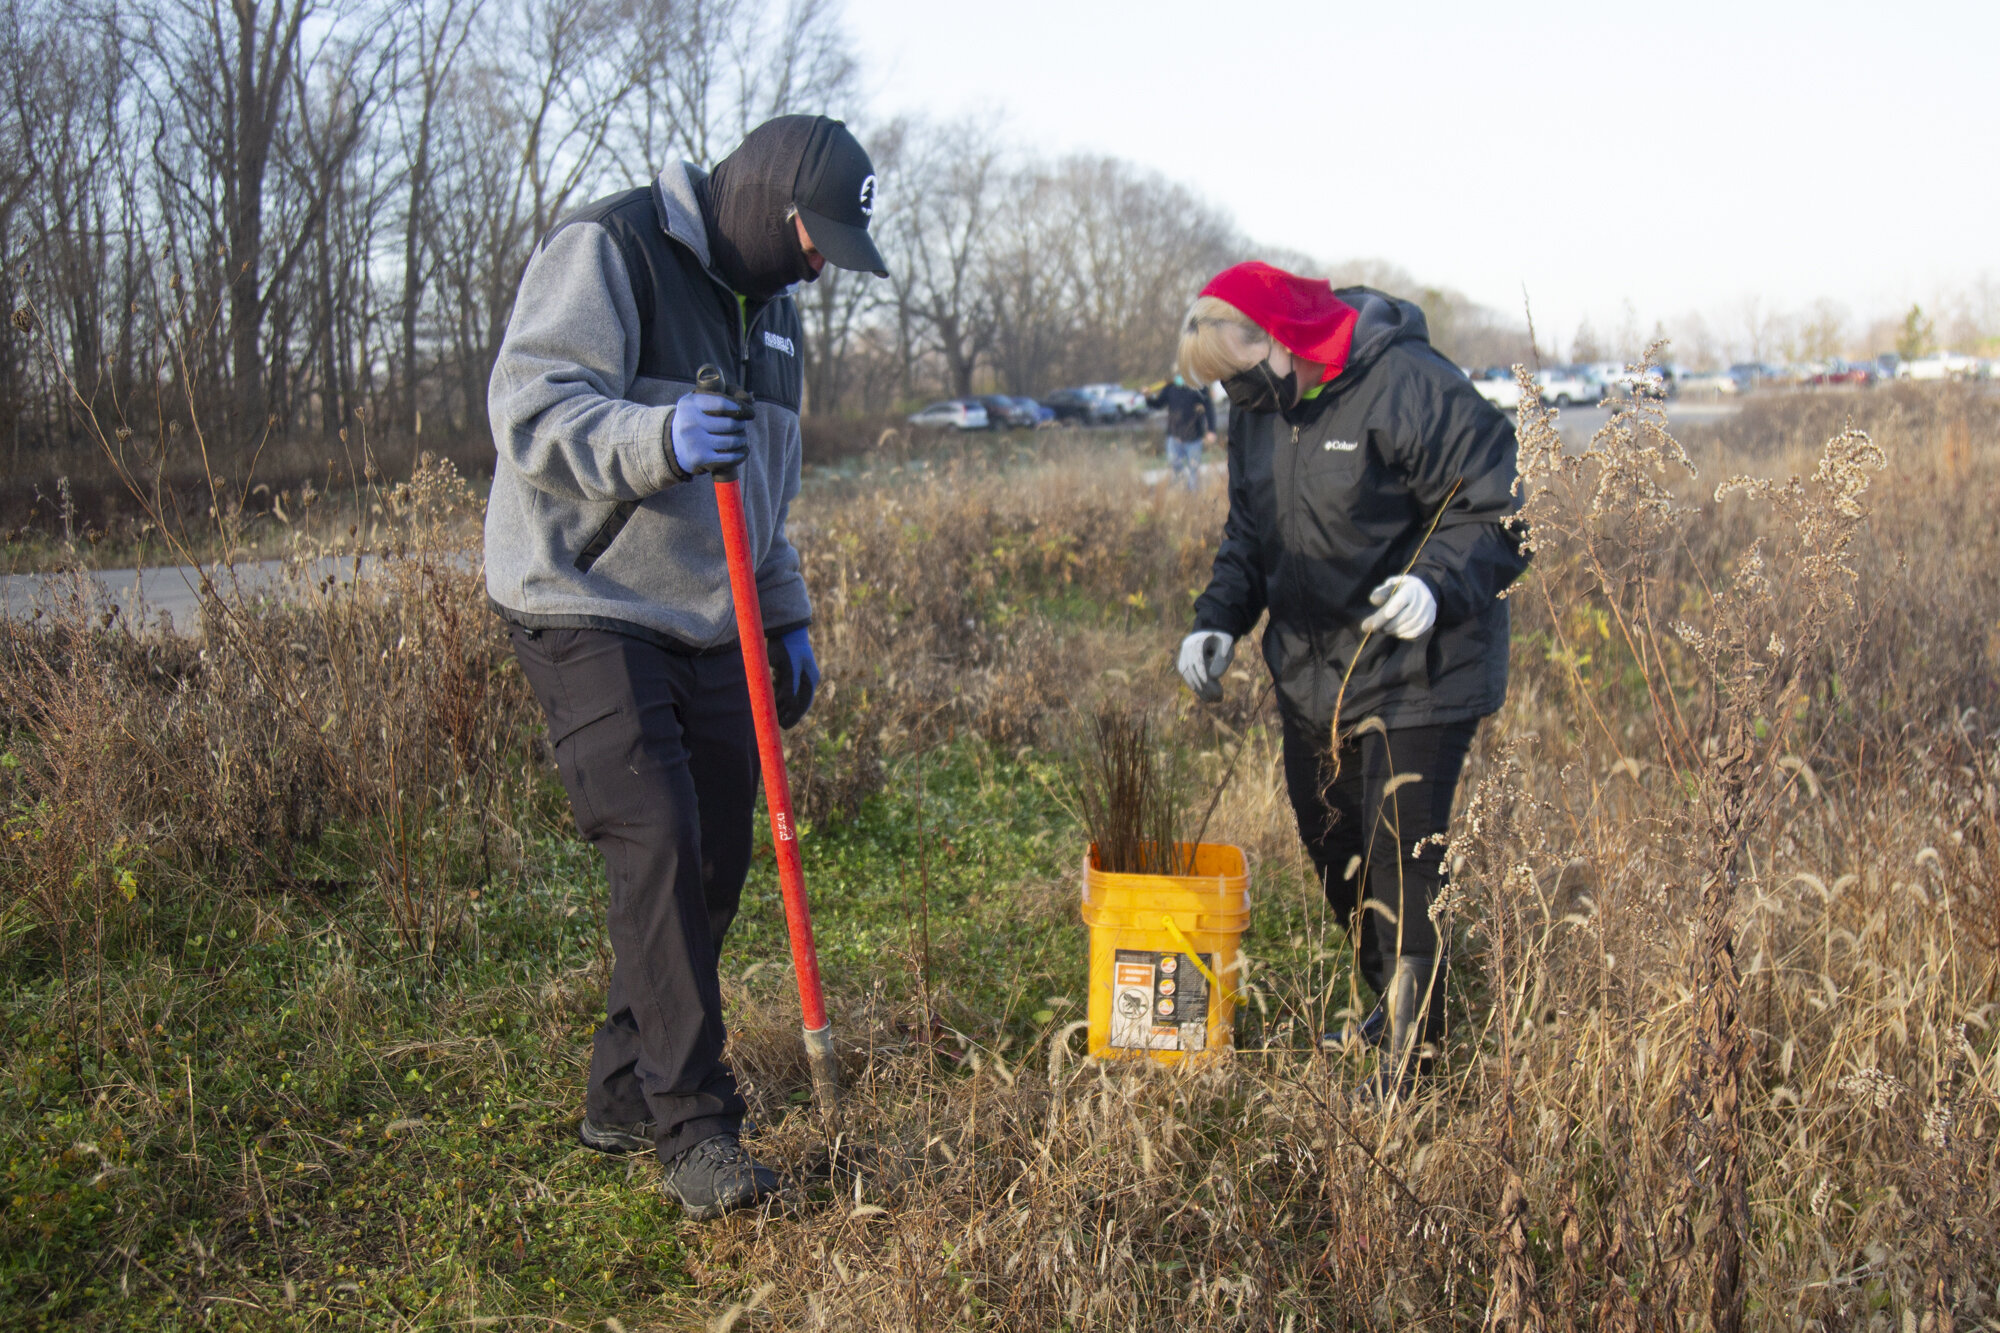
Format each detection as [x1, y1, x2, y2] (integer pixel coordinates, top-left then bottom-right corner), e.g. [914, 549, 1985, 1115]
[843, 0, 1997, 357]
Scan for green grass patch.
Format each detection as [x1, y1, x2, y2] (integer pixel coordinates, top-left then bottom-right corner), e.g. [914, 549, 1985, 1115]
[1, 723, 1351, 1329]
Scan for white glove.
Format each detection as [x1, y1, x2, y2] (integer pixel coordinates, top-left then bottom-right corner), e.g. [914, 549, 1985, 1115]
[1361, 575, 1436, 639]
[1177, 630, 1236, 702]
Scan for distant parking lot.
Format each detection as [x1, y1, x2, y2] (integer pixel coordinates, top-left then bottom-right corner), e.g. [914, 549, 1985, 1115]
[1550, 397, 1741, 446]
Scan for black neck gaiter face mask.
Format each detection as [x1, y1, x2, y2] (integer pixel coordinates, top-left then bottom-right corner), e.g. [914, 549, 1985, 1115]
[1221, 360, 1298, 414]
[699, 116, 821, 302]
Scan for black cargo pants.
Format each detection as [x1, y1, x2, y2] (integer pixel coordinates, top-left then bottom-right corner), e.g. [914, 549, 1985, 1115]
[1282, 716, 1478, 994]
[510, 625, 756, 1163]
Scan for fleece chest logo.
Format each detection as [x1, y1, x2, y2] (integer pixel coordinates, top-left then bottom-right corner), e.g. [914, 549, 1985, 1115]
[762, 330, 795, 357]
[857, 173, 877, 217]
[1323, 437, 1360, 452]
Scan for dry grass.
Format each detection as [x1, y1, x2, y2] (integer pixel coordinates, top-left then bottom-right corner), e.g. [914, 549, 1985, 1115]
[707, 388, 2000, 1330]
[1, 392, 1996, 1329]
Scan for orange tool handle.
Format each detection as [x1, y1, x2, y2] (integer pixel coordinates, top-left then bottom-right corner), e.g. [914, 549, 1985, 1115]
[700, 365, 838, 1109]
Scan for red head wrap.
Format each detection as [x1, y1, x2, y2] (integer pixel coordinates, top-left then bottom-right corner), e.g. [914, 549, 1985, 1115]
[1198, 262, 1359, 384]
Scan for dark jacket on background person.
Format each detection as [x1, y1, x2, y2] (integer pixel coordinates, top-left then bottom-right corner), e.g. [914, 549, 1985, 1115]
[483, 162, 809, 652]
[1147, 380, 1215, 441]
[1191, 287, 1527, 733]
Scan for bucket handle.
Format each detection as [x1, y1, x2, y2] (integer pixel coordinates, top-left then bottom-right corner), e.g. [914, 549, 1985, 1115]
[1160, 915, 1237, 1006]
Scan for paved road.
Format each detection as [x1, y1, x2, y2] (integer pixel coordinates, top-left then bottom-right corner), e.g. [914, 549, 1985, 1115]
[1551, 397, 1740, 446]
[0, 556, 371, 634]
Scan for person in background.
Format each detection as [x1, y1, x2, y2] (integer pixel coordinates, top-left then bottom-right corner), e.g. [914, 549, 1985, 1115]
[1146, 373, 1217, 490]
[484, 115, 888, 1217]
[1172, 261, 1527, 1095]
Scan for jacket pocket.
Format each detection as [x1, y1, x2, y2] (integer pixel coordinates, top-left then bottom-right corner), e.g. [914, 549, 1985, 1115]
[1385, 635, 1433, 696]
[573, 500, 639, 573]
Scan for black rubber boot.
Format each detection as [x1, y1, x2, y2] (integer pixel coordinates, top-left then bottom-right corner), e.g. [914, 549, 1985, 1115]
[660, 1133, 778, 1221]
[578, 1115, 656, 1155]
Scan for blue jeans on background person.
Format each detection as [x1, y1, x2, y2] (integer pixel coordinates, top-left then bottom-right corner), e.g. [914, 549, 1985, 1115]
[1165, 436, 1202, 490]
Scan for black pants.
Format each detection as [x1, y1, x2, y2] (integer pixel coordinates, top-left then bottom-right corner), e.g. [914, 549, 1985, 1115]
[1282, 716, 1478, 994]
[510, 626, 757, 1162]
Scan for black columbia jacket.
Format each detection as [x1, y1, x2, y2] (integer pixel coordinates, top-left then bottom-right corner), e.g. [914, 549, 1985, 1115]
[1191, 288, 1527, 734]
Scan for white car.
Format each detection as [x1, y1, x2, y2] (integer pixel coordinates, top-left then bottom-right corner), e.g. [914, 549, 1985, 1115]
[1897, 352, 1979, 382]
[1677, 369, 1739, 397]
[1587, 362, 1668, 398]
[1468, 366, 1524, 410]
[907, 399, 990, 430]
[1534, 366, 1597, 406]
[1081, 382, 1148, 417]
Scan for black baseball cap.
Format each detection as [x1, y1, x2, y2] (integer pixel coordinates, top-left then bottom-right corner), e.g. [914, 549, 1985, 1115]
[791, 118, 888, 278]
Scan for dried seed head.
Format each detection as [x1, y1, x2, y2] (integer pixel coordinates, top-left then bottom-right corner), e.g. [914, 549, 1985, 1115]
[1921, 1101, 1954, 1145]
[1838, 1067, 1907, 1110]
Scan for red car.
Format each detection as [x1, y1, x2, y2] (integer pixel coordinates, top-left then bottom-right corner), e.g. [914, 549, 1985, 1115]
[1809, 360, 1875, 387]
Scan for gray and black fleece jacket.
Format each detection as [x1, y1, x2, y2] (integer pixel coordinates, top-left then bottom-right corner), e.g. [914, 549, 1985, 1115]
[484, 162, 809, 652]
[1192, 288, 1528, 734]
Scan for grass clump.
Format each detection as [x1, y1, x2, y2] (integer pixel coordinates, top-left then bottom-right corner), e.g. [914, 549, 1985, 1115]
[1065, 704, 1201, 876]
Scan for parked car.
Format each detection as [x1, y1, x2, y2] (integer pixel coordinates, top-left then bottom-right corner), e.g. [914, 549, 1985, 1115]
[1727, 362, 1783, 390]
[1809, 360, 1875, 387]
[1534, 365, 1596, 406]
[1468, 366, 1524, 411]
[907, 399, 990, 431]
[1081, 382, 1149, 417]
[1587, 362, 1669, 398]
[1897, 352, 1979, 381]
[1041, 388, 1119, 424]
[1011, 396, 1057, 425]
[1677, 368, 1740, 397]
[975, 395, 1040, 429]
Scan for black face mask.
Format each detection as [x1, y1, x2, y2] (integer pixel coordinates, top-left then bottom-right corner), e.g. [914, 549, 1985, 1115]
[1221, 360, 1297, 414]
[700, 116, 823, 302]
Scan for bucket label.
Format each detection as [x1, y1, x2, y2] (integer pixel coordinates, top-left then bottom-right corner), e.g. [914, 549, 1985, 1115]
[1110, 949, 1212, 1052]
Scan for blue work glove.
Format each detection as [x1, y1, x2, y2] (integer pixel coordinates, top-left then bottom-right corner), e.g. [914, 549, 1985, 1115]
[769, 626, 819, 729]
[668, 390, 752, 479]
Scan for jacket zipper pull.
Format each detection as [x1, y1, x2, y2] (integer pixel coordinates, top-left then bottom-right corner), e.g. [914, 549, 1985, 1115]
[1292, 424, 1300, 444]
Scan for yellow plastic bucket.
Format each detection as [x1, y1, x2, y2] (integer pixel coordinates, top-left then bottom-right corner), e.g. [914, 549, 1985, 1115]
[1081, 842, 1249, 1065]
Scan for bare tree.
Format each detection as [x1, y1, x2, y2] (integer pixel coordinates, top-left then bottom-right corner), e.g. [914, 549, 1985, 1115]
[139, 0, 322, 433]
[1045, 156, 1238, 384]
[283, 26, 395, 431]
[986, 166, 1078, 395]
[389, 0, 482, 435]
[898, 119, 1000, 399]
[619, 0, 855, 169]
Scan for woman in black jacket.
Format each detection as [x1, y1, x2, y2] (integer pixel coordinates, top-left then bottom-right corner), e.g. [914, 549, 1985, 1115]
[1173, 261, 1528, 1090]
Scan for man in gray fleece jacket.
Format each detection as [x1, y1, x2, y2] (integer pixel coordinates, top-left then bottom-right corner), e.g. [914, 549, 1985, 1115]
[484, 115, 887, 1219]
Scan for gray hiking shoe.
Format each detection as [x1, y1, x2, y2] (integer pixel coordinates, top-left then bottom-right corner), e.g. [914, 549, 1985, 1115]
[1321, 997, 1388, 1053]
[578, 1115, 656, 1155]
[661, 1133, 778, 1221]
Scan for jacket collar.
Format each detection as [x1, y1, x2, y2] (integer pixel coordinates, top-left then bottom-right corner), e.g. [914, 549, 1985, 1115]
[653, 162, 715, 271]
[653, 160, 802, 301]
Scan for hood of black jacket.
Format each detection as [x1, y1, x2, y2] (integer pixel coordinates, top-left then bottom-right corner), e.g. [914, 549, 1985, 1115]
[1279, 286, 1431, 428]
[1337, 286, 1430, 376]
